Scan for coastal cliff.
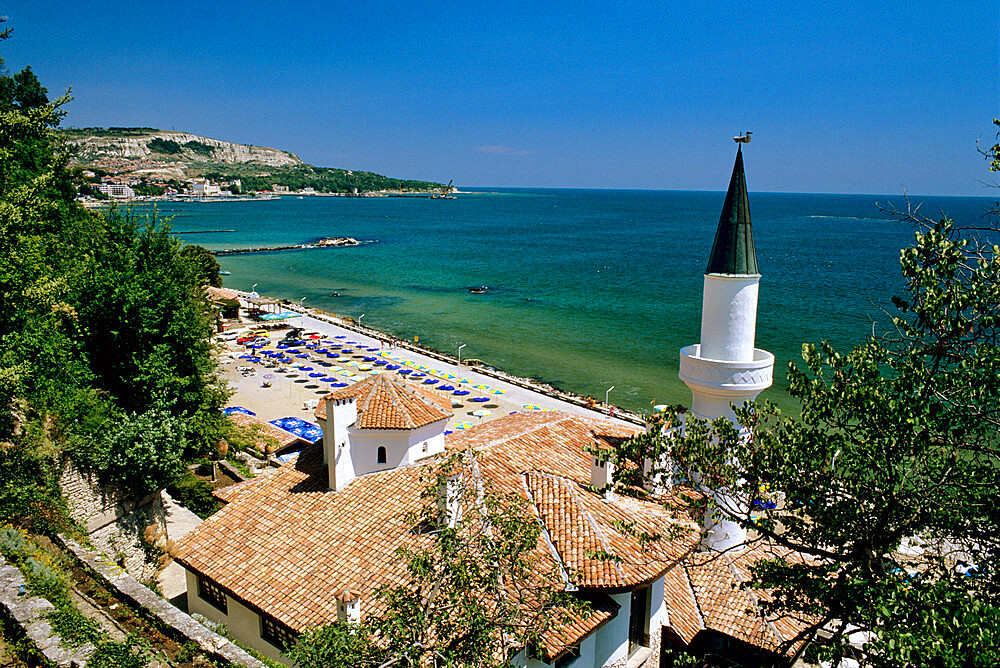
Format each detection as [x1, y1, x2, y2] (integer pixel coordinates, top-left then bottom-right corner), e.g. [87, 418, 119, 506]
[60, 127, 445, 193]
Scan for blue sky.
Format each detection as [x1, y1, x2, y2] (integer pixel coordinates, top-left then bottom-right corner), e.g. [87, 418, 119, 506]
[4, 1, 998, 194]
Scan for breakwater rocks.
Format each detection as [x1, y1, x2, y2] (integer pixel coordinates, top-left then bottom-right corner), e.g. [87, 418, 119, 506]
[212, 236, 362, 256]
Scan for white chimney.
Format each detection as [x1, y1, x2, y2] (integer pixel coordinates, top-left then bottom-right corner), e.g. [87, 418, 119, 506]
[590, 453, 614, 498]
[336, 588, 361, 624]
[438, 473, 462, 527]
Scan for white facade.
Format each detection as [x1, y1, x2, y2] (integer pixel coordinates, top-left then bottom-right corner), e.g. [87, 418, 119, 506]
[97, 182, 135, 199]
[191, 179, 222, 197]
[184, 569, 291, 665]
[321, 394, 448, 491]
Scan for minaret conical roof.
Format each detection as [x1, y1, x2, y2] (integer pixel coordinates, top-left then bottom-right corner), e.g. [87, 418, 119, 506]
[706, 145, 758, 275]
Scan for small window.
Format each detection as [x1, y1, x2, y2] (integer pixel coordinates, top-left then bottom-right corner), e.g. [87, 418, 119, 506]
[261, 614, 297, 649]
[198, 576, 228, 614]
[377, 446, 387, 464]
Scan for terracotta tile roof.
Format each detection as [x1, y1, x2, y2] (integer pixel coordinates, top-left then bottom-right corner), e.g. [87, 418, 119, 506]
[206, 286, 241, 301]
[449, 411, 700, 589]
[174, 446, 426, 632]
[675, 542, 812, 654]
[661, 564, 704, 643]
[227, 412, 307, 454]
[313, 374, 452, 429]
[176, 410, 805, 659]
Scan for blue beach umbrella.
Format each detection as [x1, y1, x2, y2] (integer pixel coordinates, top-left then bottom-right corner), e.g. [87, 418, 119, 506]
[239, 355, 253, 359]
[341, 348, 354, 354]
[299, 366, 314, 372]
[489, 389, 506, 395]
[410, 372, 426, 378]
[439, 385, 455, 391]
[398, 369, 412, 375]
[363, 356, 377, 361]
[374, 360, 387, 366]
[309, 372, 325, 378]
[470, 396, 489, 403]
[453, 422, 474, 430]
[453, 390, 470, 396]
[296, 353, 309, 358]
[331, 382, 348, 387]
[221, 406, 256, 416]
[423, 378, 439, 385]
[335, 335, 346, 339]
[386, 364, 400, 370]
[276, 344, 288, 349]
[444, 430, 454, 435]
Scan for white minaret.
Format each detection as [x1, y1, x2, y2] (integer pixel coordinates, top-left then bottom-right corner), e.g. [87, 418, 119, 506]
[678, 142, 774, 552]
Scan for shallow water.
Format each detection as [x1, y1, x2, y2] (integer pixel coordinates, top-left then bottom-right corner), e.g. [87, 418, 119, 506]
[156, 188, 995, 413]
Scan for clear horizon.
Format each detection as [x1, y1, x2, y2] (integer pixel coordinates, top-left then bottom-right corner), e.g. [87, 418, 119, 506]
[4, 0, 998, 196]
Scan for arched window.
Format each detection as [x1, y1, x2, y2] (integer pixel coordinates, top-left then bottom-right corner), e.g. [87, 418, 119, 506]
[376, 446, 387, 465]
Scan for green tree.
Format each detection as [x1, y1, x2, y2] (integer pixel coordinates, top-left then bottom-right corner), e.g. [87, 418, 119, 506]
[286, 453, 583, 668]
[615, 150, 1000, 664]
[179, 243, 223, 287]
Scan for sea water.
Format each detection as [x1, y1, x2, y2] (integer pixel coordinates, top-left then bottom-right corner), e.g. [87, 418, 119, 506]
[156, 188, 995, 414]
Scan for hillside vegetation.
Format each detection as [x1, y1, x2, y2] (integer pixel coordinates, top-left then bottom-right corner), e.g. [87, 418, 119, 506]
[59, 127, 444, 193]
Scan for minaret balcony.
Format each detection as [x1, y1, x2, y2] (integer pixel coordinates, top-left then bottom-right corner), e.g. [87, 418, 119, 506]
[678, 344, 774, 395]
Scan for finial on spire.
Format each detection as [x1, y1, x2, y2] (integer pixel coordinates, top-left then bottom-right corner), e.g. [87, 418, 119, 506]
[733, 131, 752, 143]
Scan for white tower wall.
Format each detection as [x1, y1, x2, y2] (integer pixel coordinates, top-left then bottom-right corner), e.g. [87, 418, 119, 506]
[699, 274, 760, 362]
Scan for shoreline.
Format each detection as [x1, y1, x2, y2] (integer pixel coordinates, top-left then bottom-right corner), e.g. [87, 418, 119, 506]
[226, 290, 647, 427]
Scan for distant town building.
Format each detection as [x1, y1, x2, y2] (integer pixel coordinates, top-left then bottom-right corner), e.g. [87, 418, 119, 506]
[96, 182, 135, 199]
[272, 184, 289, 193]
[191, 178, 222, 197]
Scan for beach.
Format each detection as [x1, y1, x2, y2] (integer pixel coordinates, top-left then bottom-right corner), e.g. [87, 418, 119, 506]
[218, 302, 642, 434]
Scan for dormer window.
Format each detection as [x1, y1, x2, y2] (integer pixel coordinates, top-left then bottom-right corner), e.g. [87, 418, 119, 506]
[377, 446, 387, 465]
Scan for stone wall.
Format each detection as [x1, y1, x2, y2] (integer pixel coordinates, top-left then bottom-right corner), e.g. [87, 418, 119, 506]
[59, 463, 167, 581]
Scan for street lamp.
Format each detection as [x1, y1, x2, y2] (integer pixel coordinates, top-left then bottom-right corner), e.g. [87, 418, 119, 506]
[299, 297, 306, 307]
[251, 283, 258, 293]
[458, 343, 467, 365]
[358, 313, 365, 328]
[605, 385, 615, 407]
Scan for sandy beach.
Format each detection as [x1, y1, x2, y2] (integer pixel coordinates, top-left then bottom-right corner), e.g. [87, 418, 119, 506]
[217, 304, 640, 435]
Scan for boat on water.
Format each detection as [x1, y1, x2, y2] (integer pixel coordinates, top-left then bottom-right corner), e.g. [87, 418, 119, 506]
[468, 285, 488, 294]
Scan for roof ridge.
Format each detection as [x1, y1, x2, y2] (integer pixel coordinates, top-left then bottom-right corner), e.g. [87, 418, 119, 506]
[472, 413, 571, 452]
[722, 551, 786, 646]
[681, 560, 708, 631]
[522, 472, 573, 589]
[383, 377, 417, 429]
[561, 474, 625, 583]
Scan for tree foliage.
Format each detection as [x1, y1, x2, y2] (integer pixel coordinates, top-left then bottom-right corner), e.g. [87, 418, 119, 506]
[286, 452, 583, 668]
[0, 28, 229, 526]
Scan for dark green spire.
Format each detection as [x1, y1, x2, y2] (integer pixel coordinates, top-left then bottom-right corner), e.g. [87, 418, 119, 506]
[706, 145, 758, 275]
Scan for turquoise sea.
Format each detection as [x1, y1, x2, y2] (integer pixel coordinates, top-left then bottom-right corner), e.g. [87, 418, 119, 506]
[158, 189, 995, 414]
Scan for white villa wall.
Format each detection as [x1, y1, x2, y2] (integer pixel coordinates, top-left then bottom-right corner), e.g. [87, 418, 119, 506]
[325, 398, 358, 490]
[184, 569, 290, 665]
[349, 420, 448, 476]
[594, 592, 631, 667]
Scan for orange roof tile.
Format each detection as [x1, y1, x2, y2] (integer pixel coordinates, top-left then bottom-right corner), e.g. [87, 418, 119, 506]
[174, 410, 806, 659]
[314, 374, 452, 430]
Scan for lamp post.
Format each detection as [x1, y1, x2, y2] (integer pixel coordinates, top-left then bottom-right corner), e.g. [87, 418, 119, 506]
[458, 343, 467, 365]
[605, 385, 614, 407]
[299, 297, 306, 307]
[251, 283, 258, 293]
[358, 313, 365, 328]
